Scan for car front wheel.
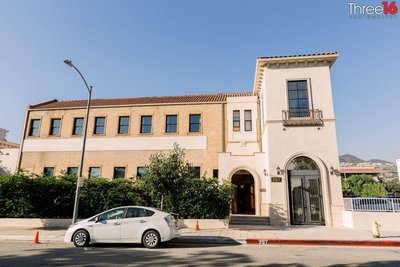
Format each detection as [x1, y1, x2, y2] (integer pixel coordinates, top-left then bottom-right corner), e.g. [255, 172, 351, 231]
[142, 230, 160, 248]
[73, 230, 90, 247]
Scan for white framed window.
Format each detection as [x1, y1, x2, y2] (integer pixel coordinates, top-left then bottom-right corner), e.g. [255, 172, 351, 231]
[244, 110, 252, 131]
[233, 110, 240, 132]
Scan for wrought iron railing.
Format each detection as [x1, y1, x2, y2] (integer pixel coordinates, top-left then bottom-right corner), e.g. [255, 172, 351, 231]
[282, 109, 323, 126]
[343, 197, 400, 212]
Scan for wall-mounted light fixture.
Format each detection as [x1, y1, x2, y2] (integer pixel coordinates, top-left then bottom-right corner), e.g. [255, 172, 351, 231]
[263, 169, 268, 176]
[330, 166, 340, 176]
[276, 166, 282, 175]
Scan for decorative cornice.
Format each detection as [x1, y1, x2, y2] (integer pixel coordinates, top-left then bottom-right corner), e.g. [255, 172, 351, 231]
[253, 52, 339, 95]
[0, 140, 20, 149]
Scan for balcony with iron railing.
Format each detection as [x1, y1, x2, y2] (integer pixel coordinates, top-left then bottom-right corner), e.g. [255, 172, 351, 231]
[282, 109, 323, 126]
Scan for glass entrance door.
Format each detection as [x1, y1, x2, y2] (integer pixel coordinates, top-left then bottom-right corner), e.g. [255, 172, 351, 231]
[289, 170, 324, 225]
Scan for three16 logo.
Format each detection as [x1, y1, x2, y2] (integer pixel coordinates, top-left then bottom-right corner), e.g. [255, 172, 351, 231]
[348, 1, 398, 16]
[382, 1, 398, 14]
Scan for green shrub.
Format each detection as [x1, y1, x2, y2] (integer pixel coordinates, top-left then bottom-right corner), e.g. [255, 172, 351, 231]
[0, 173, 37, 217]
[0, 173, 145, 218]
[79, 178, 149, 218]
[0, 170, 233, 219]
[177, 177, 234, 219]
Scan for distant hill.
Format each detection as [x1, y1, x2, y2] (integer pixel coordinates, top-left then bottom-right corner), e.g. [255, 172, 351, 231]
[339, 154, 394, 164]
[339, 154, 364, 163]
[369, 158, 394, 164]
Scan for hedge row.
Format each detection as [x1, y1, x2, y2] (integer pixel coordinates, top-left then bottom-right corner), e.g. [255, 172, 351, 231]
[0, 172, 232, 219]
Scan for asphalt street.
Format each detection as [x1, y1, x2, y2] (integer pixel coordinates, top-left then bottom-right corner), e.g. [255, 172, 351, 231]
[1, 241, 400, 266]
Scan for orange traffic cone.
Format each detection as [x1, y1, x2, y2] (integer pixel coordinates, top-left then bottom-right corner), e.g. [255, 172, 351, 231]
[33, 231, 40, 244]
[194, 220, 200, 231]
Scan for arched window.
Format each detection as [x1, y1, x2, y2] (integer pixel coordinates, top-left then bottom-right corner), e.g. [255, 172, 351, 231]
[288, 156, 319, 171]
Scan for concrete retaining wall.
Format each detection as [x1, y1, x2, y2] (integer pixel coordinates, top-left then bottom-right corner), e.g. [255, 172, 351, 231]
[342, 211, 400, 231]
[0, 218, 71, 228]
[0, 218, 229, 229]
[178, 219, 229, 229]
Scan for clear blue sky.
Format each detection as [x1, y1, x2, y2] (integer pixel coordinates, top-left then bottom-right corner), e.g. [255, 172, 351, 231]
[0, 0, 399, 162]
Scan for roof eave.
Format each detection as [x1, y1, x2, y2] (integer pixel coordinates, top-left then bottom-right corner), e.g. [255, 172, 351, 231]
[28, 100, 232, 111]
[29, 99, 58, 108]
[253, 53, 339, 95]
[260, 53, 338, 67]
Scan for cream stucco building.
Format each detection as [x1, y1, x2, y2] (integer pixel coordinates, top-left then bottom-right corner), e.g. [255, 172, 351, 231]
[397, 159, 400, 182]
[18, 52, 343, 226]
[0, 128, 19, 175]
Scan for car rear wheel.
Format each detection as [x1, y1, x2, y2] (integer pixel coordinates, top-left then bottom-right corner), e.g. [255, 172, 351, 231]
[73, 230, 90, 247]
[142, 230, 160, 248]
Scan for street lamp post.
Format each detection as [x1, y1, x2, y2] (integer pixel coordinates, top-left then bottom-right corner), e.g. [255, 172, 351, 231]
[64, 60, 92, 224]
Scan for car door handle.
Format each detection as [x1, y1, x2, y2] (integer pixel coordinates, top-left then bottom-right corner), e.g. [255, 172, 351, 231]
[140, 220, 147, 223]
[113, 222, 121, 226]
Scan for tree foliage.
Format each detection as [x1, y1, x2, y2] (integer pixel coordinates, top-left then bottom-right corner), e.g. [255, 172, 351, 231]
[138, 144, 234, 218]
[342, 174, 388, 197]
[385, 180, 400, 196]
[138, 144, 197, 209]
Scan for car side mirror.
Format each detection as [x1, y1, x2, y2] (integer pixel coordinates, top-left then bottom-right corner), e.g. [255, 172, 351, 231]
[95, 216, 101, 223]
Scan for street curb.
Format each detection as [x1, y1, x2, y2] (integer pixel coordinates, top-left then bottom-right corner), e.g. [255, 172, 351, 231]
[0, 235, 245, 245]
[0, 236, 64, 242]
[171, 236, 245, 245]
[246, 238, 400, 247]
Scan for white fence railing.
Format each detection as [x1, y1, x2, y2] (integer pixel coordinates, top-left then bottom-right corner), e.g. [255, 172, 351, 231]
[343, 198, 400, 212]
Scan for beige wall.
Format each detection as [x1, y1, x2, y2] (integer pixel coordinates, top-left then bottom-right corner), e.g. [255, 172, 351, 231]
[262, 65, 335, 121]
[21, 149, 220, 179]
[24, 103, 224, 140]
[0, 148, 19, 175]
[22, 136, 207, 152]
[20, 102, 225, 178]
[343, 210, 400, 231]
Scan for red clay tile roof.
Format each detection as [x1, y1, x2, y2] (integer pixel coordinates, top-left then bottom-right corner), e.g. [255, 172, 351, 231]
[30, 92, 255, 109]
[340, 167, 381, 174]
[258, 52, 338, 59]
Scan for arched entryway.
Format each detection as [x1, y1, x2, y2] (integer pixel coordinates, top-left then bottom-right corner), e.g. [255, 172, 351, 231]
[231, 170, 255, 215]
[287, 156, 325, 225]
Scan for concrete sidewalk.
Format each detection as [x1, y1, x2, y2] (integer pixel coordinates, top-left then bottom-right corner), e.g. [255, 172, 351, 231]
[180, 226, 400, 246]
[1, 226, 400, 247]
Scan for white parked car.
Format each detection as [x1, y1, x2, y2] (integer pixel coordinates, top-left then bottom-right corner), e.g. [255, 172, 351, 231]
[64, 206, 180, 248]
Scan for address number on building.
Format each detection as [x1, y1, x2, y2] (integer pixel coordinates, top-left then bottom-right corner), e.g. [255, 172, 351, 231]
[271, 177, 282, 183]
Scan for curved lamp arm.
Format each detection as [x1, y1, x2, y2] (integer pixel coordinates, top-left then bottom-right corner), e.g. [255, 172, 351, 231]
[64, 60, 92, 93]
